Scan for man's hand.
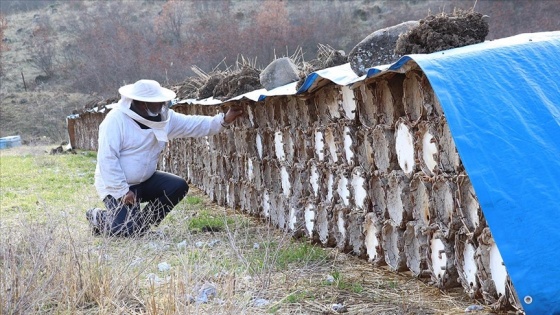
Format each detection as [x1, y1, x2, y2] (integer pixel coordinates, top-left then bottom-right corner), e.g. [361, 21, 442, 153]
[224, 105, 244, 124]
[121, 190, 136, 204]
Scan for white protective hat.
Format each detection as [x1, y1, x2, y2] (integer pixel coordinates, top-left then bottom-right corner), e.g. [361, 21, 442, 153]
[118, 79, 176, 102]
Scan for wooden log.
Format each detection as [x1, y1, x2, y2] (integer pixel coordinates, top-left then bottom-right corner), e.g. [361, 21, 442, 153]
[314, 202, 336, 246]
[247, 157, 262, 187]
[282, 127, 295, 164]
[454, 232, 481, 299]
[259, 97, 278, 130]
[355, 128, 376, 171]
[402, 70, 424, 122]
[274, 129, 286, 161]
[334, 206, 349, 251]
[395, 118, 416, 176]
[350, 166, 369, 212]
[340, 85, 357, 121]
[456, 175, 485, 237]
[308, 160, 334, 204]
[290, 162, 309, 200]
[204, 174, 215, 201]
[325, 168, 336, 205]
[268, 192, 286, 229]
[287, 203, 297, 232]
[293, 128, 314, 163]
[369, 174, 387, 220]
[426, 230, 460, 289]
[324, 124, 345, 165]
[262, 158, 280, 195]
[246, 103, 259, 128]
[255, 131, 264, 160]
[231, 154, 242, 182]
[372, 125, 398, 174]
[304, 95, 320, 126]
[363, 212, 385, 266]
[375, 78, 403, 126]
[244, 129, 259, 158]
[381, 221, 408, 272]
[262, 128, 276, 161]
[386, 170, 413, 228]
[308, 160, 322, 198]
[271, 96, 289, 128]
[227, 179, 240, 209]
[431, 177, 458, 238]
[314, 85, 342, 123]
[403, 221, 429, 277]
[356, 82, 377, 128]
[238, 181, 250, 212]
[313, 127, 326, 162]
[262, 189, 271, 218]
[248, 185, 261, 216]
[436, 117, 461, 173]
[416, 121, 439, 176]
[280, 164, 291, 197]
[475, 227, 516, 310]
[418, 74, 441, 120]
[215, 180, 227, 206]
[342, 124, 357, 166]
[347, 212, 366, 257]
[410, 174, 432, 227]
[285, 96, 299, 127]
[335, 168, 351, 207]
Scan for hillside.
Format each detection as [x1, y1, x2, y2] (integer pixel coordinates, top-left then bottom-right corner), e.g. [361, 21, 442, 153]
[0, 0, 558, 144]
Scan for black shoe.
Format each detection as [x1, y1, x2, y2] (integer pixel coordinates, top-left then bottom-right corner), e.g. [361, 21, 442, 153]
[86, 208, 105, 236]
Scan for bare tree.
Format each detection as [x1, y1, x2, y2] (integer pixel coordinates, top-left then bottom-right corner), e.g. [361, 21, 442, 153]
[30, 40, 56, 77]
[0, 15, 7, 77]
[29, 15, 56, 77]
[155, 0, 190, 44]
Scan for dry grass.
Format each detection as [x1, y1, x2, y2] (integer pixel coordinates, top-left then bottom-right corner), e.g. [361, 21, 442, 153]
[0, 147, 492, 315]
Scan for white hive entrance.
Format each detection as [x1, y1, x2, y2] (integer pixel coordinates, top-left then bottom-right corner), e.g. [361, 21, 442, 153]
[155, 64, 519, 311]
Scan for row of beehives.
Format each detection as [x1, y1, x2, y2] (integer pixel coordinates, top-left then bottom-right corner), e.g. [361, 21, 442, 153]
[160, 69, 520, 310]
[161, 133, 520, 311]
[67, 112, 104, 151]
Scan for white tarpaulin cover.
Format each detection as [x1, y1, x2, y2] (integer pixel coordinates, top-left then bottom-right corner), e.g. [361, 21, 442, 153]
[405, 31, 560, 314]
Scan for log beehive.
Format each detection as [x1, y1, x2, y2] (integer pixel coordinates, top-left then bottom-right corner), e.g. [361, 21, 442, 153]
[159, 64, 521, 311]
[69, 63, 522, 311]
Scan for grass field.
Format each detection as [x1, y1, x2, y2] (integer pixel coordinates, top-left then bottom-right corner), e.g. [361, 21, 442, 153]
[0, 146, 483, 315]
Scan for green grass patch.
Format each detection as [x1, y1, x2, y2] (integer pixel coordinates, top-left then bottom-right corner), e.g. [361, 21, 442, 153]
[0, 152, 99, 217]
[285, 290, 314, 303]
[325, 270, 364, 293]
[186, 210, 234, 232]
[250, 240, 328, 272]
[186, 195, 203, 205]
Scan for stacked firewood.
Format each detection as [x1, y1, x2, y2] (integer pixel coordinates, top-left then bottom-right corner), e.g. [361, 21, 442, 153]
[160, 64, 521, 312]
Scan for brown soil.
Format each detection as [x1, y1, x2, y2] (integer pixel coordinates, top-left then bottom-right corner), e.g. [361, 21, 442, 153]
[395, 10, 489, 55]
[213, 65, 262, 100]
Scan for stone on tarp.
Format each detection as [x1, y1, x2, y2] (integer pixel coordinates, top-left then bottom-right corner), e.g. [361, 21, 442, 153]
[348, 21, 419, 76]
[259, 57, 300, 91]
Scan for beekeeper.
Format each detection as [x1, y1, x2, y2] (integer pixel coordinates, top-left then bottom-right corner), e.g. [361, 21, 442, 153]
[87, 79, 243, 236]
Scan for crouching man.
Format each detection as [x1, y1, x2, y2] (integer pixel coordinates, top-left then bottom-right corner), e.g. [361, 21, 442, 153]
[86, 79, 243, 237]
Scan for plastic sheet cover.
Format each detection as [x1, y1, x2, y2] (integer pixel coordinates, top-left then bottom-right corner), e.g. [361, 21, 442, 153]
[405, 31, 560, 314]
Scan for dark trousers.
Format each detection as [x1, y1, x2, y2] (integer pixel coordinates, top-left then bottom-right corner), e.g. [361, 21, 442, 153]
[102, 171, 189, 236]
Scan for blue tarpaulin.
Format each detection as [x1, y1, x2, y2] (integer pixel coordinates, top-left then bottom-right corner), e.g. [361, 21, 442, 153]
[405, 31, 560, 314]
